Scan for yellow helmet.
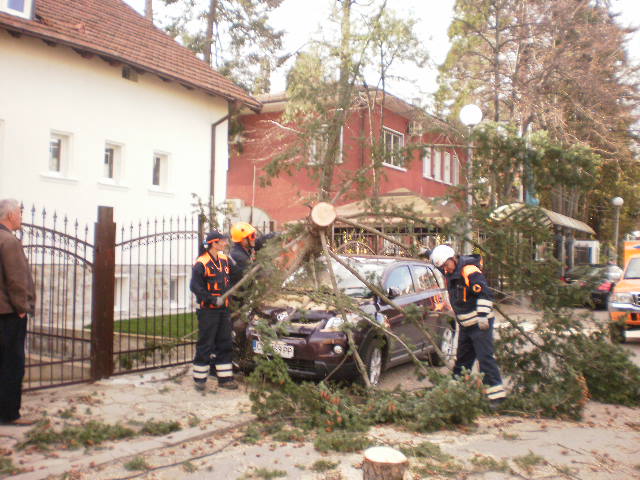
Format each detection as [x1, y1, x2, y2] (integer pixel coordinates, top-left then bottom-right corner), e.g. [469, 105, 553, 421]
[230, 222, 257, 243]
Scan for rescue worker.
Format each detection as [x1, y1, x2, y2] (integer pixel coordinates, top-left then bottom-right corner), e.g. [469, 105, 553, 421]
[430, 244, 506, 408]
[190, 230, 238, 391]
[229, 222, 278, 284]
[229, 222, 258, 284]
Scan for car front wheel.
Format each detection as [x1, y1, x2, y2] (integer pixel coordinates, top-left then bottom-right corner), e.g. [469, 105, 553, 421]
[359, 339, 385, 387]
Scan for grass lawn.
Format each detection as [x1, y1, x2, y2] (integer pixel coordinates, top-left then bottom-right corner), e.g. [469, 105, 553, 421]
[113, 312, 198, 338]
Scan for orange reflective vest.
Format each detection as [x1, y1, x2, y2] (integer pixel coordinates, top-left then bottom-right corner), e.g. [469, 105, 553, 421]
[195, 251, 231, 309]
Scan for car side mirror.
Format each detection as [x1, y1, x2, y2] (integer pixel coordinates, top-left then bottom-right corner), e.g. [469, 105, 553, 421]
[387, 287, 401, 299]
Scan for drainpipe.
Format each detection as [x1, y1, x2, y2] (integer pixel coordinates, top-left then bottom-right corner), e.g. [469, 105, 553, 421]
[210, 112, 231, 208]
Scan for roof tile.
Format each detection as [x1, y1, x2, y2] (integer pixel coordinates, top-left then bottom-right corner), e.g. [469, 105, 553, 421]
[0, 0, 260, 110]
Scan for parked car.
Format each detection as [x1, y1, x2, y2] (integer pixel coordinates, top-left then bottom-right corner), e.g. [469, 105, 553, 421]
[239, 255, 457, 386]
[562, 264, 623, 309]
[608, 256, 640, 343]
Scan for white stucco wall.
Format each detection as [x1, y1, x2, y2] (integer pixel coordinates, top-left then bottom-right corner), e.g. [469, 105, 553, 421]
[0, 30, 231, 227]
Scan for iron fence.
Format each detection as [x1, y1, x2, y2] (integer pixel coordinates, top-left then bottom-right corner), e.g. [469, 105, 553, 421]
[18, 206, 93, 391]
[112, 215, 200, 374]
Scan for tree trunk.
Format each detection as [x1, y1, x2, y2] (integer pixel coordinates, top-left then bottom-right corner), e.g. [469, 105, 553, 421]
[362, 446, 407, 480]
[145, 0, 152, 20]
[204, 0, 218, 66]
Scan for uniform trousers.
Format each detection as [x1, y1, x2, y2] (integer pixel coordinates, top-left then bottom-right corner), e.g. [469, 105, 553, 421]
[452, 318, 503, 387]
[0, 313, 27, 422]
[193, 308, 233, 383]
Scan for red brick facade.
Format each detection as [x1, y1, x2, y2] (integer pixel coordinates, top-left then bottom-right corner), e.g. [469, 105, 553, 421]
[228, 94, 466, 226]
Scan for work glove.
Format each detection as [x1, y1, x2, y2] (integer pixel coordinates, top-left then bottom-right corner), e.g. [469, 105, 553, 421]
[477, 317, 490, 330]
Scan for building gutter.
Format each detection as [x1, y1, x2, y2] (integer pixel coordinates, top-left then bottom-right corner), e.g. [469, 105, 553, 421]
[210, 112, 231, 205]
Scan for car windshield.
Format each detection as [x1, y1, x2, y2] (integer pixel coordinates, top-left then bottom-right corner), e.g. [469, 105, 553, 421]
[624, 258, 640, 279]
[285, 257, 386, 298]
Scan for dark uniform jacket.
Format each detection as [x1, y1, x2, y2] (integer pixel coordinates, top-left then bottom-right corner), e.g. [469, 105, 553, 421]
[445, 254, 494, 327]
[229, 243, 253, 286]
[190, 251, 232, 309]
[0, 225, 35, 315]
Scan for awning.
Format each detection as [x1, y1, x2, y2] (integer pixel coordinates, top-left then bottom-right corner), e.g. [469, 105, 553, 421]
[492, 203, 595, 235]
[335, 188, 458, 226]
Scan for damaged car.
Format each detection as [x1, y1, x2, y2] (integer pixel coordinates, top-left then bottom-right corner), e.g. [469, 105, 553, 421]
[242, 255, 457, 386]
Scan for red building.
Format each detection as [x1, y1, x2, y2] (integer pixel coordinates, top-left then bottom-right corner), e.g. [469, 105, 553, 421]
[227, 90, 467, 229]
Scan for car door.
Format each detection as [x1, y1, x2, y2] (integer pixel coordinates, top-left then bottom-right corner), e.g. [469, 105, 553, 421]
[411, 264, 447, 351]
[381, 264, 419, 363]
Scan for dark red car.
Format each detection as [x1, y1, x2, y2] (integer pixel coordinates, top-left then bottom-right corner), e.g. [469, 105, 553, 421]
[239, 255, 457, 385]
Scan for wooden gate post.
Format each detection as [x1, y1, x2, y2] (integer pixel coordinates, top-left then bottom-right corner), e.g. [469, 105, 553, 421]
[90, 206, 116, 380]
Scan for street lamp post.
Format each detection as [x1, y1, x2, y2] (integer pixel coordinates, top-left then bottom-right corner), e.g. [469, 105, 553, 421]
[459, 104, 483, 254]
[612, 196, 624, 265]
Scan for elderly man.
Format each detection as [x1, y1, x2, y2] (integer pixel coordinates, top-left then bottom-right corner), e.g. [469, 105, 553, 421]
[0, 199, 36, 425]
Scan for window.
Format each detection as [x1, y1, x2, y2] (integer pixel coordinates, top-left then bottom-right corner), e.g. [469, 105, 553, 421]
[151, 153, 168, 188]
[49, 132, 70, 175]
[114, 276, 130, 313]
[309, 126, 343, 165]
[384, 266, 415, 295]
[103, 143, 122, 182]
[1, 0, 33, 18]
[413, 265, 438, 291]
[382, 128, 405, 168]
[453, 152, 460, 185]
[443, 151, 452, 184]
[422, 147, 432, 178]
[433, 148, 442, 181]
[170, 274, 187, 308]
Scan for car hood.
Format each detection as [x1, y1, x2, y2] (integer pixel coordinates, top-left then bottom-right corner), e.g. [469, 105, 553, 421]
[253, 294, 375, 334]
[613, 279, 640, 293]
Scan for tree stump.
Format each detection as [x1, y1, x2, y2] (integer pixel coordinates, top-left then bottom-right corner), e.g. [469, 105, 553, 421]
[362, 446, 408, 480]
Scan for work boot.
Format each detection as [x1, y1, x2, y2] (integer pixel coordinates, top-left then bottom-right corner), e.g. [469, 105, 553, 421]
[1, 415, 39, 426]
[489, 397, 506, 411]
[218, 379, 239, 390]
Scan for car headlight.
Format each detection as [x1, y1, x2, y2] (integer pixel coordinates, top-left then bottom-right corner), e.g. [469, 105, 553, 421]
[610, 292, 634, 304]
[322, 313, 359, 332]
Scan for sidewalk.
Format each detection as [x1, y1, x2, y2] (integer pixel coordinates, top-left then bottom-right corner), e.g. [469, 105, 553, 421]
[0, 367, 254, 480]
[2, 306, 639, 480]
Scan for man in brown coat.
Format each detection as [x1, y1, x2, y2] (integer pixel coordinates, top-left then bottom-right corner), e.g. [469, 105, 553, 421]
[0, 199, 36, 425]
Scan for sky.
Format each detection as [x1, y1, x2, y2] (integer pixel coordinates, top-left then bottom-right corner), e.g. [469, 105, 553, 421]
[125, 0, 640, 103]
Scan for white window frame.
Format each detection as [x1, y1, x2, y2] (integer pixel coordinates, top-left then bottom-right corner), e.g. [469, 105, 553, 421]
[309, 126, 343, 166]
[48, 131, 72, 177]
[169, 273, 187, 309]
[382, 127, 405, 170]
[114, 275, 130, 313]
[422, 147, 432, 179]
[102, 142, 124, 183]
[0, 0, 34, 19]
[443, 151, 452, 184]
[151, 152, 169, 190]
[433, 148, 442, 181]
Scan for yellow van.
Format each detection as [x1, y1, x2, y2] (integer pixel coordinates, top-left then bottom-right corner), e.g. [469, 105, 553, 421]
[608, 255, 640, 342]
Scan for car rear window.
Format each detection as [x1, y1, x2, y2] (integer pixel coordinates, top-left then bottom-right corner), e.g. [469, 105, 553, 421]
[413, 265, 439, 291]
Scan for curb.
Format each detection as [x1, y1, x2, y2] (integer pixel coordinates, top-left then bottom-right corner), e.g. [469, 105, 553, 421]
[10, 414, 254, 480]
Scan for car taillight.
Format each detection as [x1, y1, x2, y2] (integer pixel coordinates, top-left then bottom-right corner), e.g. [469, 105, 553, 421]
[597, 281, 612, 291]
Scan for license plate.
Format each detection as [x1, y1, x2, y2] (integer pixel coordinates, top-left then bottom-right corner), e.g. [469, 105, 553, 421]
[252, 340, 294, 359]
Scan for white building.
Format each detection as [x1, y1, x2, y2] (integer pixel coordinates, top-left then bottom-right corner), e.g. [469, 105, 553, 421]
[0, 0, 260, 225]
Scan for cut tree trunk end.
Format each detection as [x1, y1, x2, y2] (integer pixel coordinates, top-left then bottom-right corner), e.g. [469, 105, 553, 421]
[363, 446, 408, 480]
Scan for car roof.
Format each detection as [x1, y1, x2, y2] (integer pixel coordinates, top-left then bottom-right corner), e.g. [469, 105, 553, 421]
[340, 254, 429, 265]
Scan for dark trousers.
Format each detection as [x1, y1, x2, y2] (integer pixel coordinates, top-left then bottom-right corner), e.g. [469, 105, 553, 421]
[0, 313, 27, 422]
[453, 319, 503, 387]
[193, 309, 232, 382]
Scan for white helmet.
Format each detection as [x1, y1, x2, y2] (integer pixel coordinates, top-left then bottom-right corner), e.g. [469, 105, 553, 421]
[430, 245, 456, 268]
